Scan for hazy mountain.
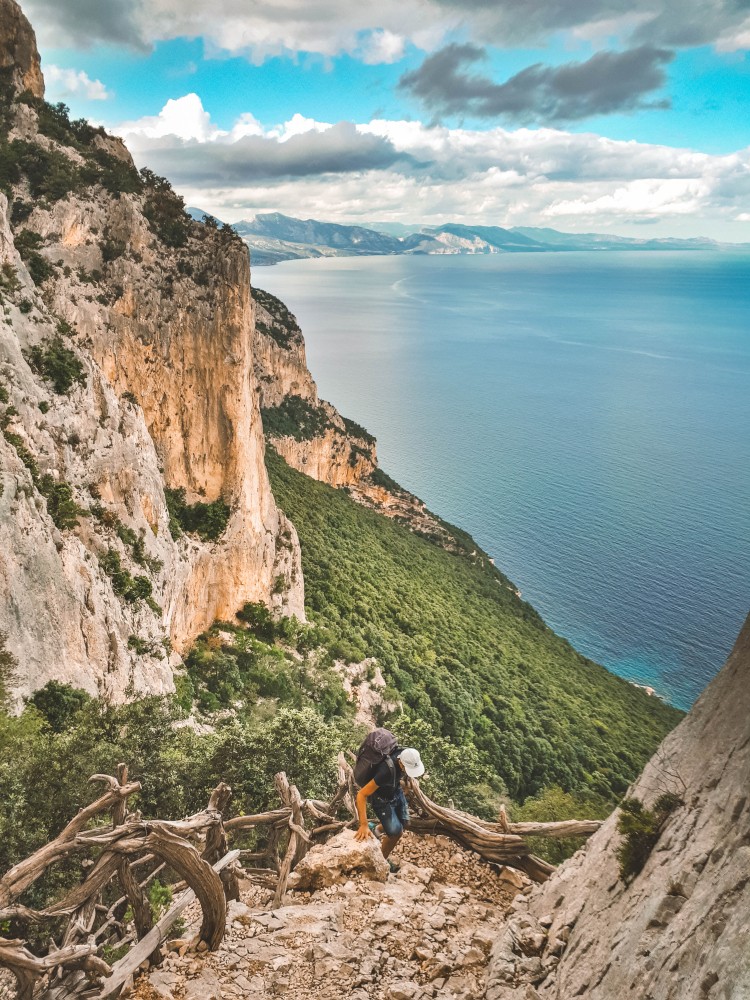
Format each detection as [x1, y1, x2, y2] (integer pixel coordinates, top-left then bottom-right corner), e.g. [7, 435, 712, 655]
[189, 210, 750, 265]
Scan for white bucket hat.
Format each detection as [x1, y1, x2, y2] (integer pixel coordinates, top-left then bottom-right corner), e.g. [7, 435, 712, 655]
[400, 747, 425, 778]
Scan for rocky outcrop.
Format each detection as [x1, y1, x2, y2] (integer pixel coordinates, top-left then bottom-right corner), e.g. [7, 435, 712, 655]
[252, 287, 378, 488]
[0, 2, 304, 701]
[0, 0, 44, 99]
[487, 612, 750, 1000]
[288, 830, 390, 889]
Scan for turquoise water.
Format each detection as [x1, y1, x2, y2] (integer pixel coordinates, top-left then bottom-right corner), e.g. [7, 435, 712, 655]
[259, 251, 750, 709]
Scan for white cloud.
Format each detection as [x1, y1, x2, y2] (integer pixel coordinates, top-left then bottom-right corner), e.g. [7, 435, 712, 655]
[44, 65, 112, 101]
[112, 96, 750, 240]
[360, 29, 406, 65]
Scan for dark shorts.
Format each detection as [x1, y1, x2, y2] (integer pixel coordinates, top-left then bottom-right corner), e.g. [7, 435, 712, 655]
[371, 788, 409, 838]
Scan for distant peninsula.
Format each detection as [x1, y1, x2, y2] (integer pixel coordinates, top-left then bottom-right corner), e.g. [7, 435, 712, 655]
[188, 209, 750, 266]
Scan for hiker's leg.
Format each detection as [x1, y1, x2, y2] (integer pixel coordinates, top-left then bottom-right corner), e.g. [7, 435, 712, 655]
[382, 789, 409, 859]
[381, 831, 402, 859]
[374, 798, 404, 858]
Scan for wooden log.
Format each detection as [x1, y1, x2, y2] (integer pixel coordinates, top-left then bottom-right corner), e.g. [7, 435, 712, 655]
[504, 820, 603, 838]
[0, 779, 141, 908]
[224, 809, 291, 833]
[0, 939, 105, 1000]
[142, 824, 227, 951]
[201, 783, 239, 902]
[272, 773, 307, 907]
[112, 765, 153, 942]
[98, 850, 239, 1000]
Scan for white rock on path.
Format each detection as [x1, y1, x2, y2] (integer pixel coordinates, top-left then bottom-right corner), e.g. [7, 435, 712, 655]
[287, 830, 390, 890]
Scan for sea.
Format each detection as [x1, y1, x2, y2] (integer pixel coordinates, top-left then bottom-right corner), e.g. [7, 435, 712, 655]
[258, 251, 750, 710]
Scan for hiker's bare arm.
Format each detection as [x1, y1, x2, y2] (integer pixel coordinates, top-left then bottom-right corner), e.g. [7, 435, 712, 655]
[355, 779, 378, 841]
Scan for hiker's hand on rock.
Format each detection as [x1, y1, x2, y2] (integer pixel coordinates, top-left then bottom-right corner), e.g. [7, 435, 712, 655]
[355, 824, 373, 842]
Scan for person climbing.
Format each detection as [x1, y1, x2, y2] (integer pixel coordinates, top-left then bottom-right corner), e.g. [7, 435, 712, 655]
[353, 728, 425, 870]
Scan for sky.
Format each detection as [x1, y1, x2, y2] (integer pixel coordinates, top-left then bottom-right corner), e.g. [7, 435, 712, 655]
[21, 0, 750, 239]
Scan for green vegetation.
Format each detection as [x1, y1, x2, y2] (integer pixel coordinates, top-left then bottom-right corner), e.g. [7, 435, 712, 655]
[14, 229, 54, 286]
[37, 475, 87, 530]
[342, 416, 376, 445]
[0, 393, 86, 530]
[141, 169, 190, 248]
[616, 793, 683, 882]
[261, 395, 332, 442]
[512, 785, 611, 864]
[181, 613, 348, 718]
[29, 681, 91, 733]
[252, 288, 301, 349]
[24, 337, 86, 394]
[99, 549, 159, 612]
[0, 633, 18, 712]
[267, 449, 683, 802]
[164, 488, 231, 542]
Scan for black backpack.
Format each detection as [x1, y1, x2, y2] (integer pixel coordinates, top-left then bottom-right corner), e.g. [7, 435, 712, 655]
[353, 728, 398, 789]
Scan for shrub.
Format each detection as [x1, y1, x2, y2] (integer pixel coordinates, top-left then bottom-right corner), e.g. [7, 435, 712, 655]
[342, 416, 376, 445]
[0, 632, 18, 711]
[14, 229, 54, 286]
[38, 475, 86, 530]
[616, 793, 683, 882]
[164, 487, 231, 542]
[252, 289, 301, 349]
[24, 337, 85, 394]
[513, 785, 612, 864]
[261, 395, 332, 442]
[141, 169, 190, 248]
[99, 549, 157, 607]
[29, 680, 91, 733]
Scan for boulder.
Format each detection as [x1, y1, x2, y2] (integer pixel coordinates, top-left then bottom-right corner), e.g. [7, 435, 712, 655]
[288, 830, 389, 889]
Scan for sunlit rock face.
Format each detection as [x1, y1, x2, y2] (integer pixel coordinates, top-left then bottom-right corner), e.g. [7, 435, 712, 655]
[0, 0, 304, 702]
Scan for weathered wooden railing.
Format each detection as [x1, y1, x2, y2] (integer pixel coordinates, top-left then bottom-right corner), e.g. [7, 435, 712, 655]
[0, 753, 602, 1000]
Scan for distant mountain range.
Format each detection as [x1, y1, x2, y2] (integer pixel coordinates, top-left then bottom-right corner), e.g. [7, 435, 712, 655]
[187, 208, 750, 266]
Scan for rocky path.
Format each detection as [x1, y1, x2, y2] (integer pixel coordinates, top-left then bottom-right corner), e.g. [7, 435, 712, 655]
[140, 832, 528, 1000]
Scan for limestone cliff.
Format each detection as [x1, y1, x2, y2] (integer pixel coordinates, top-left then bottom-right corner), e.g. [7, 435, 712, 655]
[0, 0, 303, 702]
[0, 0, 43, 100]
[252, 286, 472, 553]
[487, 613, 750, 1000]
[252, 287, 378, 487]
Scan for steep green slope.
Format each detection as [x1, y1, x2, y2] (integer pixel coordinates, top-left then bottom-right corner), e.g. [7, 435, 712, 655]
[267, 449, 683, 801]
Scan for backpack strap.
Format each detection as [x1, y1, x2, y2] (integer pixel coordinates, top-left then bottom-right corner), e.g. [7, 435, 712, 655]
[384, 755, 397, 795]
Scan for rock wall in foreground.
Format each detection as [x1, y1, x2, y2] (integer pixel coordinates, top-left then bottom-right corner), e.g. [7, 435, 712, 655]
[487, 612, 750, 1000]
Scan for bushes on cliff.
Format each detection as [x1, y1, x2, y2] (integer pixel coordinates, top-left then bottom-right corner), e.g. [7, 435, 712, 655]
[24, 336, 86, 394]
[252, 288, 301, 349]
[183, 621, 348, 719]
[616, 793, 683, 882]
[99, 549, 159, 611]
[261, 395, 332, 442]
[266, 449, 683, 803]
[141, 169, 191, 248]
[164, 488, 231, 542]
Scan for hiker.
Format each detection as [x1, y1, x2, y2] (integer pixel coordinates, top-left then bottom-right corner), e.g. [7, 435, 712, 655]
[353, 728, 425, 866]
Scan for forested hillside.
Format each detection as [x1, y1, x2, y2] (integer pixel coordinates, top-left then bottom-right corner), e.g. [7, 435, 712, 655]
[266, 450, 683, 802]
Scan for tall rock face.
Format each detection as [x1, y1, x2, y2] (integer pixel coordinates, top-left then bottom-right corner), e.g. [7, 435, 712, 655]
[0, 0, 303, 701]
[252, 287, 378, 487]
[0, 0, 44, 99]
[487, 613, 750, 1000]
[251, 286, 470, 553]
